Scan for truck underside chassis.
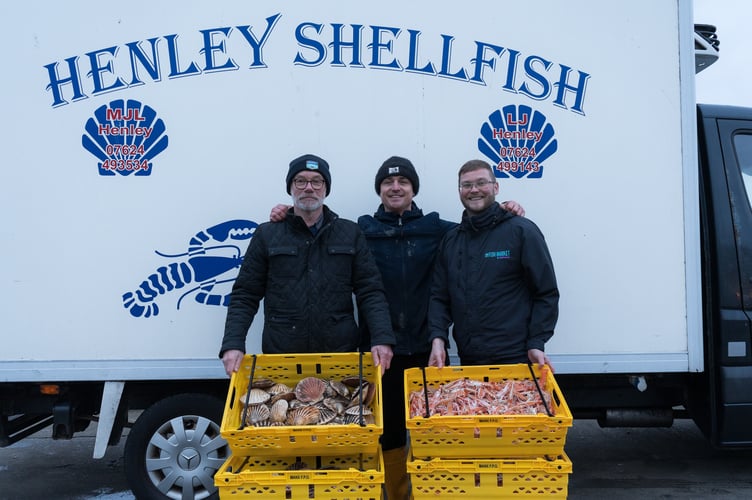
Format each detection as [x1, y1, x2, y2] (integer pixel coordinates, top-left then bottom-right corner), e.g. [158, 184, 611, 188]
[557, 373, 696, 427]
[0, 382, 105, 446]
[1, 381, 231, 499]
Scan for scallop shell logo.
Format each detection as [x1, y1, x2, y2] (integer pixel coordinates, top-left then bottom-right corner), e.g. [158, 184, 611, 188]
[478, 104, 557, 179]
[82, 99, 168, 176]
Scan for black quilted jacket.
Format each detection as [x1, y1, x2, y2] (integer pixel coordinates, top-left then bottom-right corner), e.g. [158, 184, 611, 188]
[220, 205, 395, 356]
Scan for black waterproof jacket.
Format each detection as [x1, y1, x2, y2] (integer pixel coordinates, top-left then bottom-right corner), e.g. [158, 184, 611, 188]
[428, 203, 559, 364]
[358, 203, 456, 355]
[220, 206, 395, 356]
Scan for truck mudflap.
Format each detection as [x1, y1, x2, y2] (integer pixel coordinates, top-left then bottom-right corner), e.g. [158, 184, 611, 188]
[717, 366, 752, 445]
[93, 381, 125, 458]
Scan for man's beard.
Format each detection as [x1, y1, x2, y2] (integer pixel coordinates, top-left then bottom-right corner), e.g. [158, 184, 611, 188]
[294, 196, 324, 212]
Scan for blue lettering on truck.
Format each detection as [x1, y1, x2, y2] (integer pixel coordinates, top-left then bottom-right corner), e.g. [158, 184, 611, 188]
[43, 13, 590, 115]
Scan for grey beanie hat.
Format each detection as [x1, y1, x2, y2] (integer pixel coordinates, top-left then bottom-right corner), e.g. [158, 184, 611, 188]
[286, 154, 331, 195]
[374, 156, 419, 195]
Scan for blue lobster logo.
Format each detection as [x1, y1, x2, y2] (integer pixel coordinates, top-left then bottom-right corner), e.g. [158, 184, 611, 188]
[123, 219, 257, 318]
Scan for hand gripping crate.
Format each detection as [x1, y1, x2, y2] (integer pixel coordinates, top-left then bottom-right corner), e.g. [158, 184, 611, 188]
[404, 363, 573, 458]
[215, 449, 384, 500]
[407, 451, 572, 499]
[221, 352, 383, 456]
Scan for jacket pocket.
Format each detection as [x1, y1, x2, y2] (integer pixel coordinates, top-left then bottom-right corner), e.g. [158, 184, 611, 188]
[327, 245, 355, 280]
[324, 312, 359, 351]
[268, 246, 299, 278]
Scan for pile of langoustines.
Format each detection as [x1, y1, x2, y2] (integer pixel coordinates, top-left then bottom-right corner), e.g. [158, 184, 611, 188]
[408, 376, 554, 418]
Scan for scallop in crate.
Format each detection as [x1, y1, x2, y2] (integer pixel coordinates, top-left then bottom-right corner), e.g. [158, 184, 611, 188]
[221, 352, 383, 457]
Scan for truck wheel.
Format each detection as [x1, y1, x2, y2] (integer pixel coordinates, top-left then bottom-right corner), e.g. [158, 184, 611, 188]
[124, 393, 229, 500]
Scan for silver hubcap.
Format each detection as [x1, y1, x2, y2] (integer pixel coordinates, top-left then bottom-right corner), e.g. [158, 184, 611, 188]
[145, 415, 228, 500]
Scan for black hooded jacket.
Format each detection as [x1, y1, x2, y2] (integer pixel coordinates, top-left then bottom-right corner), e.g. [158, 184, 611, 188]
[220, 205, 394, 356]
[357, 203, 456, 355]
[428, 203, 559, 364]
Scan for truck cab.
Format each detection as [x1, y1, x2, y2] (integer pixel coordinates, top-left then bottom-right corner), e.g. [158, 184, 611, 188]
[694, 103, 752, 446]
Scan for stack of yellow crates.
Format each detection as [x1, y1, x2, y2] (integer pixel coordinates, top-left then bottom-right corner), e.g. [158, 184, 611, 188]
[403, 363, 574, 499]
[215, 352, 385, 499]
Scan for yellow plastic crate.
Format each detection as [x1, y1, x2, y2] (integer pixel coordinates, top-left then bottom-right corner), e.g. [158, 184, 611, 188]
[404, 364, 573, 458]
[215, 450, 384, 500]
[407, 451, 572, 499]
[221, 352, 383, 456]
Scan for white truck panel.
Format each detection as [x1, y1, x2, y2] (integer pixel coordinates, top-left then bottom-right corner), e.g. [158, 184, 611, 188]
[1, 0, 699, 379]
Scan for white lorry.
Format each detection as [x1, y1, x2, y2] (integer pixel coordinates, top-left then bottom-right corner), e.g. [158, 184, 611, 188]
[2, 1, 751, 498]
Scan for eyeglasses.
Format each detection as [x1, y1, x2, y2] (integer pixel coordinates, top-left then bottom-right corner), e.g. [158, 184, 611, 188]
[293, 177, 325, 189]
[459, 179, 496, 191]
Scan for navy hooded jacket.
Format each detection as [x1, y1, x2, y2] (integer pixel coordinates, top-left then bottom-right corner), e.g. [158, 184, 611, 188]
[358, 203, 456, 355]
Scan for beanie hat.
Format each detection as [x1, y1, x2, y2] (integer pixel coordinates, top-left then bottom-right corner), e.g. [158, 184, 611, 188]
[286, 154, 331, 196]
[374, 156, 420, 195]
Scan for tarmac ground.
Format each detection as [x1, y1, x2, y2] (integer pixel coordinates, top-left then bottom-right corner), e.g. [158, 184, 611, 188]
[1, 418, 752, 499]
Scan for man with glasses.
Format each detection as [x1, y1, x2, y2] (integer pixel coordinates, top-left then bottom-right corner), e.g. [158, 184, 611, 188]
[427, 159, 559, 371]
[267, 155, 525, 500]
[219, 153, 395, 377]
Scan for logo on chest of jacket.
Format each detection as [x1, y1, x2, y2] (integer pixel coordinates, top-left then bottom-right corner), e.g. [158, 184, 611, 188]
[484, 250, 511, 259]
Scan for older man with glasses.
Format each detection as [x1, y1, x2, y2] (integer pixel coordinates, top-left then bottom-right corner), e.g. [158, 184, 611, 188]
[219, 153, 395, 377]
[427, 159, 559, 371]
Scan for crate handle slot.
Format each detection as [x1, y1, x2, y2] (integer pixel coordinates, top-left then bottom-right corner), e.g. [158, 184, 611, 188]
[228, 385, 237, 411]
[239, 354, 257, 430]
[421, 366, 430, 418]
[232, 456, 250, 475]
[527, 362, 553, 417]
[357, 350, 365, 426]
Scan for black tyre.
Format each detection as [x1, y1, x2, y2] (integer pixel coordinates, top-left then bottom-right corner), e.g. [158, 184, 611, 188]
[124, 393, 229, 500]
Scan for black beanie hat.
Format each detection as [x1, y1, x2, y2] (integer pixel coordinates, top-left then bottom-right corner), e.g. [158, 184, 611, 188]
[374, 156, 419, 195]
[286, 154, 331, 196]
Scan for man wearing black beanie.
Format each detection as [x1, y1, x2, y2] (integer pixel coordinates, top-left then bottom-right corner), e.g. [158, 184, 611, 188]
[357, 156, 525, 500]
[220, 153, 395, 378]
[373, 156, 420, 196]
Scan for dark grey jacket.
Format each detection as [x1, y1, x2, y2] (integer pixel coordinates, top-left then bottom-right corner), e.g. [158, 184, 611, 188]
[220, 205, 395, 356]
[428, 203, 559, 364]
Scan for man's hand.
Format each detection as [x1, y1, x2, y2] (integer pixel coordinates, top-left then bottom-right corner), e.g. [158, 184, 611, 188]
[428, 338, 447, 368]
[221, 349, 244, 377]
[501, 200, 526, 217]
[270, 204, 291, 222]
[371, 344, 393, 374]
[528, 348, 554, 373]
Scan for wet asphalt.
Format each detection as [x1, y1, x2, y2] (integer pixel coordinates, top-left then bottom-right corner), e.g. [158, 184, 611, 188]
[1, 418, 751, 499]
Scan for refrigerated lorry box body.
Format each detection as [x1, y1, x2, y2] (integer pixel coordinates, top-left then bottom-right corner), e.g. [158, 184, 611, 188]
[2, 1, 752, 498]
